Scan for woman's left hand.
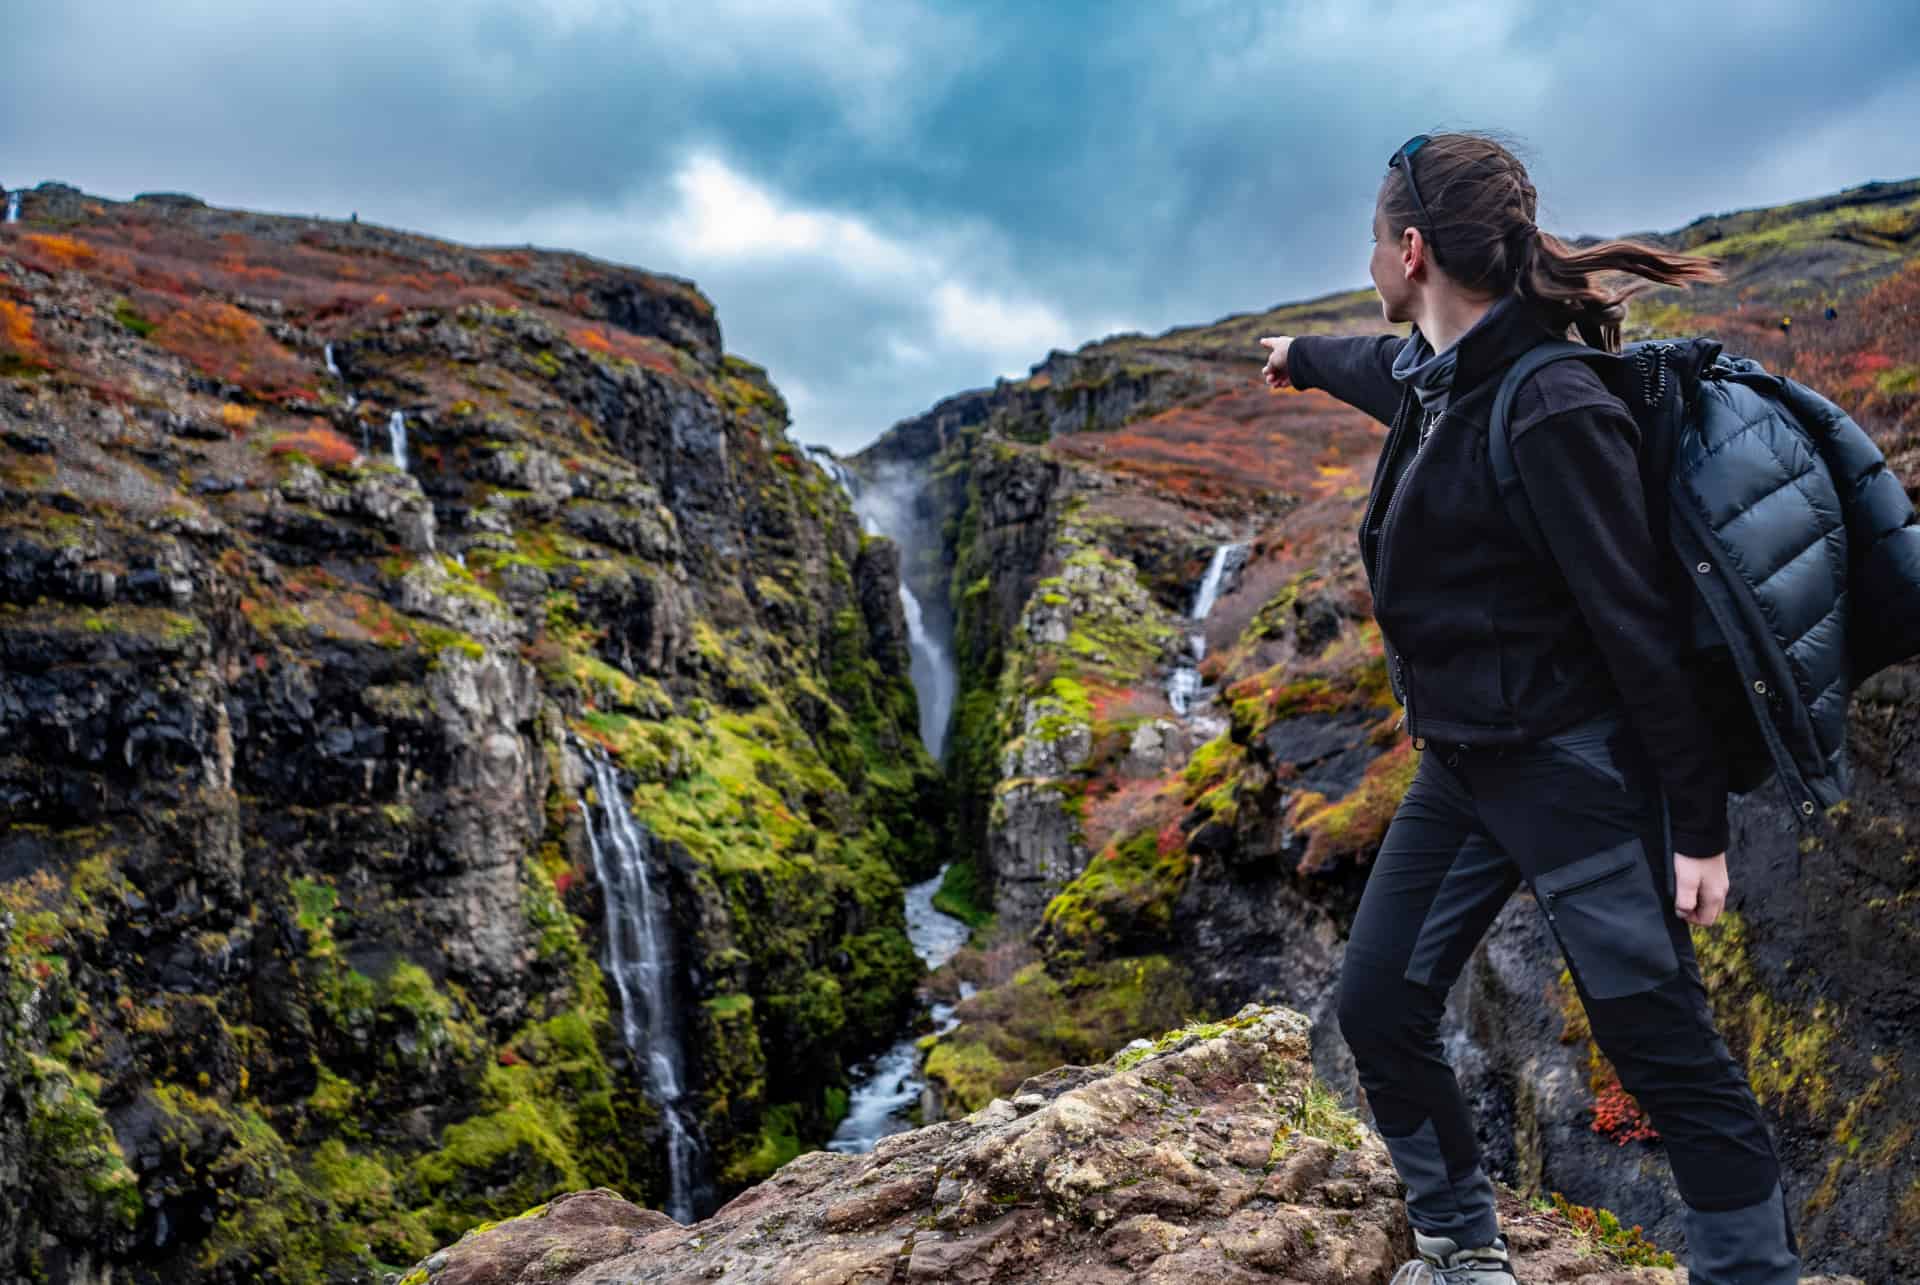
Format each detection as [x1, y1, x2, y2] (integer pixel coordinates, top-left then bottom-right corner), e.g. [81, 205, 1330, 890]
[1673, 852, 1729, 926]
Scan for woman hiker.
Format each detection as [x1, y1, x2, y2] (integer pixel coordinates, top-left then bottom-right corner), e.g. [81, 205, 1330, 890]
[1257, 132, 1800, 1284]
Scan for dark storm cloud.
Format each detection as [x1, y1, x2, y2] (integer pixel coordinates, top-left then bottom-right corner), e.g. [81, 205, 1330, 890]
[3, 1, 1916, 451]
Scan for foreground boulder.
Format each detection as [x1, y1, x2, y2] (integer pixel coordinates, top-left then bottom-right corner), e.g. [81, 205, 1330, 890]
[398, 1003, 1863, 1284]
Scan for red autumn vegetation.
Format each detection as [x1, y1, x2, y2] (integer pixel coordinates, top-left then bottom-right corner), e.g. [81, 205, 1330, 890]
[151, 297, 317, 400]
[0, 299, 46, 371]
[1053, 383, 1381, 508]
[269, 423, 360, 470]
[569, 324, 682, 376]
[1591, 1080, 1660, 1145]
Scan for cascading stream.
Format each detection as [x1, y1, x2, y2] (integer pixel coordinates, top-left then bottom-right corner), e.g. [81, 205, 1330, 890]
[387, 410, 409, 471]
[323, 342, 364, 454]
[826, 864, 975, 1153]
[4, 191, 20, 223]
[1167, 542, 1247, 725]
[578, 742, 709, 1222]
[807, 443, 972, 1151]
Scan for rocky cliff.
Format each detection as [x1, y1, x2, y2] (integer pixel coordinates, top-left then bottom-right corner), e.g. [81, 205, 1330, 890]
[860, 178, 1920, 1279]
[0, 183, 944, 1281]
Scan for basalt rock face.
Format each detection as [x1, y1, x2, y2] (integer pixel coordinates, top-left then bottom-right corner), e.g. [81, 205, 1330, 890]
[0, 185, 942, 1282]
[886, 181, 1920, 1280]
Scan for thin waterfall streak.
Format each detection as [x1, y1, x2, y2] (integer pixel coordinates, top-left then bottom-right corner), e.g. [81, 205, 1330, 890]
[579, 742, 703, 1223]
[388, 410, 409, 470]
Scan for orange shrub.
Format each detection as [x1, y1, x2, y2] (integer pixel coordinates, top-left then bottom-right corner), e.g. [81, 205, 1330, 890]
[269, 424, 358, 469]
[23, 232, 97, 269]
[0, 299, 38, 354]
[567, 324, 680, 376]
[152, 298, 316, 399]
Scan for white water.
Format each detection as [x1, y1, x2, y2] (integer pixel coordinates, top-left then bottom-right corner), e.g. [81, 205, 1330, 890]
[898, 582, 957, 760]
[323, 341, 359, 413]
[827, 865, 973, 1153]
[809, 444, 959, 760]
[801, 442, 972, 1150]
[1167, 543, 1246, 719]
[387, 410, 409, 470]
[3, 192, 19, 224]
[1190, 543, 1240, 621]
[580, 745, 706, 1222]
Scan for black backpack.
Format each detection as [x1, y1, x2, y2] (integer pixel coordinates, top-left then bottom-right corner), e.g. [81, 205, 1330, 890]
[1486, 338, 1920, 822]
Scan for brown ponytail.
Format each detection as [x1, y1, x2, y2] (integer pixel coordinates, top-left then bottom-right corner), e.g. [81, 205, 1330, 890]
[1380, 133, 1724, 352]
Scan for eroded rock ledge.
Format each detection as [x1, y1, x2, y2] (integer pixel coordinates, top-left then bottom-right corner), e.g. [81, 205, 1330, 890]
[398, 1003, 1863, 1284]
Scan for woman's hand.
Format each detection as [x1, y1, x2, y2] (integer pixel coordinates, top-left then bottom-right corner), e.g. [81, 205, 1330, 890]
[1259, 335, 1293, 389]
[1673, 851, 1729, 926]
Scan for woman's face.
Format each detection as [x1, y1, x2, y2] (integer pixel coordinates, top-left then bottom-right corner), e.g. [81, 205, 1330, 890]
[1369, 193, 1413, 324]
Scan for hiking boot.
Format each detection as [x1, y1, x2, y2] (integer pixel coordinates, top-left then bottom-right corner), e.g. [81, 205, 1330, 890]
[1389, 1230, 1518, 1284]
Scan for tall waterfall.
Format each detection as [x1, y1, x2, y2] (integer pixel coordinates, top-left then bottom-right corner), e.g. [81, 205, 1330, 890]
[1168, 542, 1247, 720]
[387, 410, 409, 470]
[579, 744, 707, 1222]
[808, 444, 958, 760]
[3, 191, 19, 224]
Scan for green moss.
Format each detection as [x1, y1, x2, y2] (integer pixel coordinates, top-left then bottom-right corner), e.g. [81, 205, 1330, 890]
[25, 1054, 142, 1231]
[1690, 910, 1837, 1121]
[1039, 824, 1191, 966]
[1678, 192, 1920, 262]
[1240, 570, 1323, 644]
[1109, 1008, 1268, 1071]
[1, 601, 205, 649]
[719, 1102, 805, 1186]
[1875, 364, 1920, 396]
[111, 298, 157, 337]
[931, 858, 994, 930]
[1286, 740, 1418, 873]
[921, 955, 1198, 1115]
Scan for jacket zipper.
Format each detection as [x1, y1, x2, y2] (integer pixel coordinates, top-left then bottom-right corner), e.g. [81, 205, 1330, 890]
[1541, 863, 1632, 922]
[1376, 405, 1447, 741]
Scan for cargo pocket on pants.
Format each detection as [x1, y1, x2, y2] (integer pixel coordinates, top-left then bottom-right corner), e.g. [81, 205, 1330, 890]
[1535, 839, 1678, 1000]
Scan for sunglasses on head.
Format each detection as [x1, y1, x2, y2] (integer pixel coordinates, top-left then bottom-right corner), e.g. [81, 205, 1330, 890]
[1387, 134, 1444, 265]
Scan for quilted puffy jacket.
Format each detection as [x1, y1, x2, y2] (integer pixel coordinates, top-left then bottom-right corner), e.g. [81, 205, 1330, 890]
[1661, 341, 1920, 819]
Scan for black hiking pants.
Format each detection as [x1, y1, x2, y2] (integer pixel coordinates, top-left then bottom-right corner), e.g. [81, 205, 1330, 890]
[1337, 709, 1800, 1280]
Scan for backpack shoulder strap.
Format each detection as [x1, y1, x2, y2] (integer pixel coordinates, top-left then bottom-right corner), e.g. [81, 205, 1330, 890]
[1487, 341, 1611, 562]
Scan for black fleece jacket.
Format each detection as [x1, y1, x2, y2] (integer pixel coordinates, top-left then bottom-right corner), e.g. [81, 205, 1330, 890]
[1290, 302, 1729, 856]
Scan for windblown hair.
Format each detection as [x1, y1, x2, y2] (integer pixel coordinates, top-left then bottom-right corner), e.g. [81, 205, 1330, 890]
[1380, 132, 1723, 352]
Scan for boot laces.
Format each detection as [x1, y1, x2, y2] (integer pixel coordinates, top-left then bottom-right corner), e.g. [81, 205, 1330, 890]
[1388, 1242, 1514, 1284]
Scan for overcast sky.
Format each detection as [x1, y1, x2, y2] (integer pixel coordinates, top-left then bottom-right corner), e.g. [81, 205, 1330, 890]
[5, 1, 1918, 453]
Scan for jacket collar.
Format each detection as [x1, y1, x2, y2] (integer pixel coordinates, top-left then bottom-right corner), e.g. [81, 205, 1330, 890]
[1406, 294, 1563, 402]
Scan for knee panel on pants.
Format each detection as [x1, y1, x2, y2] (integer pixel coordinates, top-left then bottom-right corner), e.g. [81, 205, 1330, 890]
[1336, 960, 1440, 1059]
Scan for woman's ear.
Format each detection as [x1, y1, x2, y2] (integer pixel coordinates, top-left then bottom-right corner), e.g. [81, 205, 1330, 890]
[1401, 227, 1425, 280]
